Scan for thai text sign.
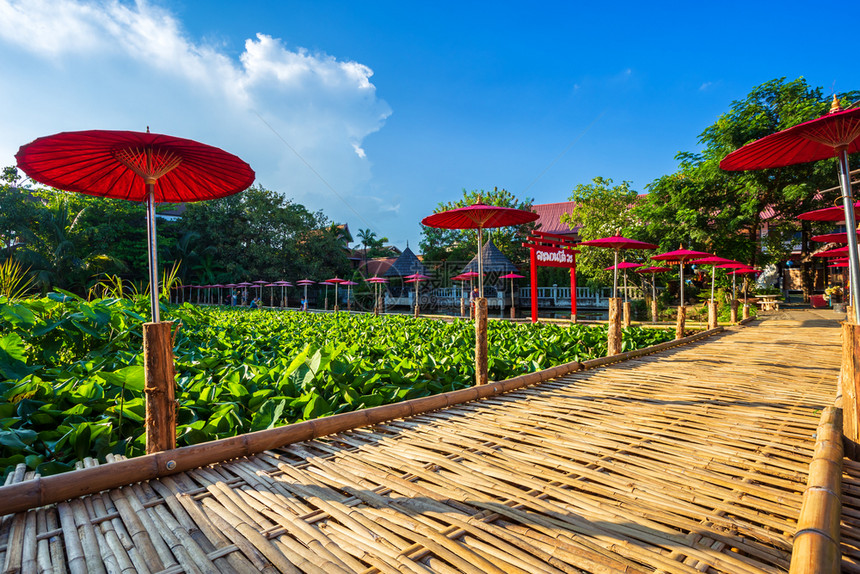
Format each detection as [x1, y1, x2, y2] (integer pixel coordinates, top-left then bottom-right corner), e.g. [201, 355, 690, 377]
[534, 246, 576, 268]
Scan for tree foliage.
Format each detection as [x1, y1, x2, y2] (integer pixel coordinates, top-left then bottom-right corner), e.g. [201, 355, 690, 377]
[1, 176, 351, 295]
[636, 77, 860, 271]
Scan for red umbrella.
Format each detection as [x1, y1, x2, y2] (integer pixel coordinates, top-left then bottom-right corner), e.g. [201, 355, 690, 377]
[688, 256, 739, 303]
[499, 272, 524, 313]
[326, 277, 346, 311]
[367, 276, 389, 314]
[830, 261, 850, 268]
[651, 248, 712, 305]
[580, 235, 657, 298]
[726, 267, 761, 308]
[721, 98, 860, 322]
[341, 280, 358, 311]
[810, 231, 860, 243]
[813, 246, 850, 258]
[422, 202, 537, 297]
[405, 275, 429, 316]
[296, 279, 315, 310]
[602, 260, 645, 303]
[16, 129, 253, 322]
[798, 202, 860, 222]
[634, 266, 671, 319]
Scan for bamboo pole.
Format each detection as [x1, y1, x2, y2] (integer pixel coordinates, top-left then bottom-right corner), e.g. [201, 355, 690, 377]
[475, 297, 489, 385]
[622, 301, 632, 327]
[607, 297, 622, 356]
[789, 407, 843, 574]
[651, 299, 658, 323]
[731, 300, 739, 324]
[143, 321, 176, 453]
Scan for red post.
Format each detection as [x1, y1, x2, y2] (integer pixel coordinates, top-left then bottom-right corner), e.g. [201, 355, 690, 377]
[569, 264, 577, 323]
[530, 246, 538, 323]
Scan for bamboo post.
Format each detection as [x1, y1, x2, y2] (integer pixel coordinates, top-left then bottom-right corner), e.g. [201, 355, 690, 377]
[743, 304, 750, 320]
[651, 299, 658, 323]
[675, 305, 686, 339]
[842, 322, 860, 460]
[607, 297, 622, 356]
[475, 297, 488, 385]
[143, 322, 176, 453]
[460, 296, 466, 318]
[707, 301, 718, 330]
[622, 301, 632, 327]
[789, 407, 843, 574]
[731, 299, 739, 324]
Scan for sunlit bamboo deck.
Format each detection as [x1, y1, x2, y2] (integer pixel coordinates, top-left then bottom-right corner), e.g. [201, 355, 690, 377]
[0, 309, 848, 573]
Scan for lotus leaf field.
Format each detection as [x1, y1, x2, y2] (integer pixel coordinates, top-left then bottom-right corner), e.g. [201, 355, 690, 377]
[0, 292, 677, 478]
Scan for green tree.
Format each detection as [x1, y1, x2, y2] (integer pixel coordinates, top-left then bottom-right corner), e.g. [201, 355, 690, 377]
[356, 228, 376, 269]
[635, 77, 860, 300]
[419, 187, 535, 265]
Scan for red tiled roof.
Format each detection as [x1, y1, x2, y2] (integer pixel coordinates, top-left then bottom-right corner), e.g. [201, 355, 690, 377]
[362, 257, 397, 277]
[531, 202, 580, 236]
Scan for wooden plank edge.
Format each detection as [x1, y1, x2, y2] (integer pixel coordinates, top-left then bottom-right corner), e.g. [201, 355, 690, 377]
[0, 324, 727, 515]
[789, 406, 843, 574]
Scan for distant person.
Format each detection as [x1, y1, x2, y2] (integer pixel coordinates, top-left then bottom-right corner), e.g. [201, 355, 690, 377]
[231, 293, 237, 306]
[301, 297, 308, 311]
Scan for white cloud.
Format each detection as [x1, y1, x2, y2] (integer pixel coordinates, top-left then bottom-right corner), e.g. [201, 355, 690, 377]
[0, 0, 391, 227]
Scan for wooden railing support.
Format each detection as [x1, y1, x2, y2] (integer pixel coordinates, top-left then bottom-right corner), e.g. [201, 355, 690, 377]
[623, 301, 632, 327]
[675, 305, 686, 339]
[475, 297, 488, 385]
[842, 321, 860, 459]
[607, 297, 622, 356]
[731, 299, 739, 324]
[707, 301, 718, 330]
[143, 322, 176, 454]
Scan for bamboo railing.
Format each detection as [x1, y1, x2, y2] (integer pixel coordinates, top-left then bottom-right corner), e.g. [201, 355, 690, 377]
[789, 406, 843, 573]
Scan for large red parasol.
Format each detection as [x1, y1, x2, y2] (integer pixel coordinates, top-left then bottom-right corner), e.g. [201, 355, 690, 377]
[580, 235, 657, 298]
[422, 202, 537, 297]
[635, 266, 671, 320]
[499, 272, 524, 313]
[16, 129, 254, 322]
[721, 97, 860, 322]
[798, 201, 860, 222]
[651, 248, 712, 305]
[810, 231, 860, 243]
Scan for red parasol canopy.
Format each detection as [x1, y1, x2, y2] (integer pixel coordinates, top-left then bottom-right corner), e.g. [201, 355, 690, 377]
[810, 231, 860, 243]
[813, 246, 850, 258]
[16, 130, 254, 202]
[405, 273, 430, 281]
[830, 261, 850, 268]
[16, 129, 254, 321]
[651, 248, 712, 263]
[689, 256, 740, 303]
[634, 266, 672, 274]
[499, 273, 525, 279]
[603, 261, 643, 271]
[579, 235, 657, 250]
[326, 277, 346, 284]
[296, 279, 316, 285]
[366, 276, 389, 283]
[798, 201, 860, 222]
[422, 202, 538, 297]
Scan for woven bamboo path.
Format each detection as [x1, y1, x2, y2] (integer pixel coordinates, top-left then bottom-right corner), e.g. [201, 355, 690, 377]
[0, 309, 845, 574]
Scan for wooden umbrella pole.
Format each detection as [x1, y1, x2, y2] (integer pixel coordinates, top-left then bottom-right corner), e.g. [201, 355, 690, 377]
[143, 321, 176, 453]
[607, 297, 622, 356]
[475, 297, 488, 385]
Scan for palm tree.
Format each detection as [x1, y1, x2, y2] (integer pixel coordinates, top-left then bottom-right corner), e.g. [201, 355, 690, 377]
[357, 228, 376, 272]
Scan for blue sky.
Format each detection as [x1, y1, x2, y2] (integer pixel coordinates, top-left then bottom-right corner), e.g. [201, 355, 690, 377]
[1, 0, 857, 251]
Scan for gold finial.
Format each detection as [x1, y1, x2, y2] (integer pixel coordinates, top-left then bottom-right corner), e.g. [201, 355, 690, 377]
[830, 94, 842, 114]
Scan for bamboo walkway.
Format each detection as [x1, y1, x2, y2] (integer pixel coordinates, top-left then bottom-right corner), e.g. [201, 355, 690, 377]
[0, 310, 847, 574]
